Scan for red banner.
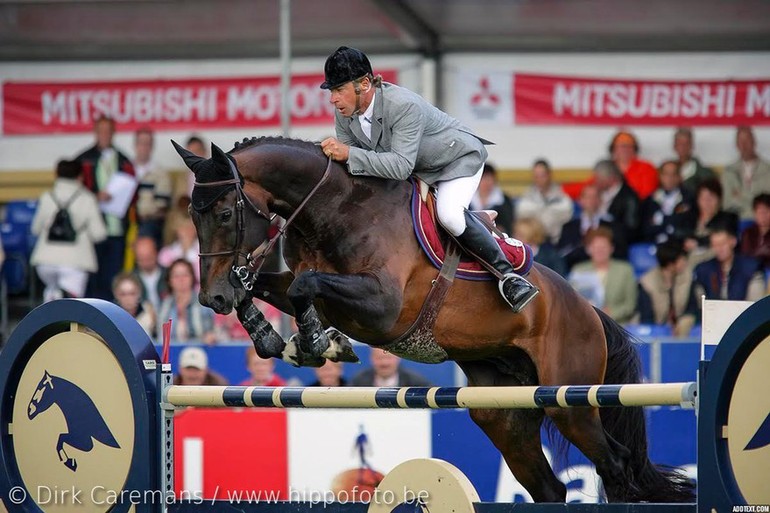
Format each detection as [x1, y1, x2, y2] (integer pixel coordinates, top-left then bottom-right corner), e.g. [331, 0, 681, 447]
[2, 70, 397, 135]
[514, 74, 770, 126]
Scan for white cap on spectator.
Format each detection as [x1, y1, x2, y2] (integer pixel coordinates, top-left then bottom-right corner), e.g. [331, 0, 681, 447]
[179, 347, 208, 370]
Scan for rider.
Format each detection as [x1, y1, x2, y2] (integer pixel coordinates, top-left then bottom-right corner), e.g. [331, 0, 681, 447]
[320, 46, 538, 313]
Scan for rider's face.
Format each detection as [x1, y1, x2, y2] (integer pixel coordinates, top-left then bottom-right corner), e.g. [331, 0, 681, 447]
[329, 81, 359, 117]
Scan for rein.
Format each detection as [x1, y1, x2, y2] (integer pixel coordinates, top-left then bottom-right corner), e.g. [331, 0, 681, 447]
[194, 155, 333, 292]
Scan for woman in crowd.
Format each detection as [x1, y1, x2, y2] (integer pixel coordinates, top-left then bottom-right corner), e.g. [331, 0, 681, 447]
[568, 227, 638, 324]
[30, 160, 107, 302]
[677, 179, 739, 266]
[112, 272, 157, 337]
[157, 258, 216, 343]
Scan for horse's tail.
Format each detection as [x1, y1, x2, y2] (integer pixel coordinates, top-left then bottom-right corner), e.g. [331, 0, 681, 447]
[596, 308, 695, 502]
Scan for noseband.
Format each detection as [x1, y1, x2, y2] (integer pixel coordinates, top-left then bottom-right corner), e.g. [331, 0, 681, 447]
[194, 155, 332, 292]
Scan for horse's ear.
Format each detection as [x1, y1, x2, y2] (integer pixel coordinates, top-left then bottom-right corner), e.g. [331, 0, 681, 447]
[171, 140, 205, 174]
[210, 143, 230, 167]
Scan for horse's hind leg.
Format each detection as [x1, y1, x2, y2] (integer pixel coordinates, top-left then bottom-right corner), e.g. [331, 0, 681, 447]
[544, 405, 632, 501]
[459, 360, 566, 502]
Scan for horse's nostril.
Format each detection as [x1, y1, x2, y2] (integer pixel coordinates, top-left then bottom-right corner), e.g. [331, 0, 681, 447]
[213, 295, 227, 309]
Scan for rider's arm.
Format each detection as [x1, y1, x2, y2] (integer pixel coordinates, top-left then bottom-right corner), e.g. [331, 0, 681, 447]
[346, 101, 424, 181]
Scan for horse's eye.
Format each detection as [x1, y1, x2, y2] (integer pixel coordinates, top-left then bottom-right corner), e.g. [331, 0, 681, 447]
[219, 210, 233, 223]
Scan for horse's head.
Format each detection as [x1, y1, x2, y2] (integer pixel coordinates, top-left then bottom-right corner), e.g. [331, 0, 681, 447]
[28, 370, 56, 419]
[172, 141, 272, 314]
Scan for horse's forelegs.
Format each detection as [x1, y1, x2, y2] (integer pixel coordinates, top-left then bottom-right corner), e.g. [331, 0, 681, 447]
[251, 271, 296, 315]
[56, 433, 92, 472]
[287, 270, 401, 357]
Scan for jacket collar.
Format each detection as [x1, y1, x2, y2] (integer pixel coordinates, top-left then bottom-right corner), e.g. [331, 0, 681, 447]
[369, 88, 384, 148]
[348, 115, 370, 148]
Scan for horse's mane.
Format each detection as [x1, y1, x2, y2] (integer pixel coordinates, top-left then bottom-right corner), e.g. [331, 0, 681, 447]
[230, 136, 321, 155]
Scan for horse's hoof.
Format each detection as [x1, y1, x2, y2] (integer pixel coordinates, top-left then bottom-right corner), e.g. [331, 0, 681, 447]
[284, 334, 326, 368]
[65, 458, 77, 472]
[297, 306, 330, 357]
[322, 328, 360, 363]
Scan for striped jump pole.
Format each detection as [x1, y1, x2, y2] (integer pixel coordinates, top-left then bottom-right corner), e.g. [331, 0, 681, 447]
[163, 382, 697, 409]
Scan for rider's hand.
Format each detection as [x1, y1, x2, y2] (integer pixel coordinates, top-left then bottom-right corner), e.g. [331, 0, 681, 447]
[321, 137, 350, 162]
[97, 191, 112, 202]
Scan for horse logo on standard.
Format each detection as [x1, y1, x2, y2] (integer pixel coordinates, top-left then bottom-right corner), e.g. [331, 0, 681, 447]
[725, 333, 770, 504]
[27, 370, 121, 472]
[4, 317, 135, 512]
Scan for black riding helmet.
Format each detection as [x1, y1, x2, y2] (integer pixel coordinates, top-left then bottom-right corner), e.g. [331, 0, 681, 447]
[320, 46, 373, 90]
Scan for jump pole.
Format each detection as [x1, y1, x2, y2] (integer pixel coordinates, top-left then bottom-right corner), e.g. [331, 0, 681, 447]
[163, 382, 696, 409]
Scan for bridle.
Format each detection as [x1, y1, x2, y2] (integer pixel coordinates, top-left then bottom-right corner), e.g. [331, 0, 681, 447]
[194, 155, 333, 293]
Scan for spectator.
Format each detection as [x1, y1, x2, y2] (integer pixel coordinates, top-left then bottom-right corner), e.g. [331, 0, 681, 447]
[568, 227, 637, 324]
[75, 115, 135, 301]
[740, 193, 770, 269]
[30, 160, 107, 302]
[112, 272, 156, 337]
[132, 236, 168, 313]
[722, 126, 770, 220]
[158, 217, 200, 279]
[673, 127, 715, 194]
[677, 179, 739, 265]
[694, 224, 765, 302]
[514, 217, 567, 277]
[133, 127, 172, 250]
[238, 346, 287, 386]
[469, 163, 515, 235]
[558, 184, 628, 269]
[593, 159, 641, 244]
[309, 360, 347, 387]
[351, 348, 431, 387]
[638, 240, 697, 337]
[640, 160, 694, 243]
[157, 258, 215, 343]
[516, 159, 573, 244]
[609, 131, 659, 201]
[173, 346, 228, 386]
[0, 232, 4, 268]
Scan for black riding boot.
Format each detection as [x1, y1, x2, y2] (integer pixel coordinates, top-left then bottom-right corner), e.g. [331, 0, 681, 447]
[456, 211, 539, 313]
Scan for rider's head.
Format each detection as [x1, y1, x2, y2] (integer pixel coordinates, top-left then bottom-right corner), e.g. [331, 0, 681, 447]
[321, 46, 379, 117]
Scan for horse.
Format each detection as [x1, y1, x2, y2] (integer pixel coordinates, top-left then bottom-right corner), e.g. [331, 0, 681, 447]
[173, 137, 694, 503]
[27, 371, 120, 471]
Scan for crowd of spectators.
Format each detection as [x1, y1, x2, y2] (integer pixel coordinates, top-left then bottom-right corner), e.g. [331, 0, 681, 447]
[2, 119, 769, 388]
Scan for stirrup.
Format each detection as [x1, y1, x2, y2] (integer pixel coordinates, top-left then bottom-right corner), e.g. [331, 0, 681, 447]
[499, 273, 539, 313]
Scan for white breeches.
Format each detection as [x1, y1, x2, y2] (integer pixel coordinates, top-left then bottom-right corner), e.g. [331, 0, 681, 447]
[435, 165, 485, 236]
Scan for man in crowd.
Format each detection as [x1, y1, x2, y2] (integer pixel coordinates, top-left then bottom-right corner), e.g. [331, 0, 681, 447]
[721, 126, 770, 220]
[75, 115, 135, 301]
[673, 127, 715, 194]
[351, 348, 430, 387]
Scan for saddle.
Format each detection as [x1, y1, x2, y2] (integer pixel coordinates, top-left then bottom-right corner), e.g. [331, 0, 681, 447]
[410, 179, 533, 281]
[388, 180, 534, 349]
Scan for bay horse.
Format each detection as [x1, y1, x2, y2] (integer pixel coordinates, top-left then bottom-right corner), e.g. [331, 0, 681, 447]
[173, 137, 693, 503]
